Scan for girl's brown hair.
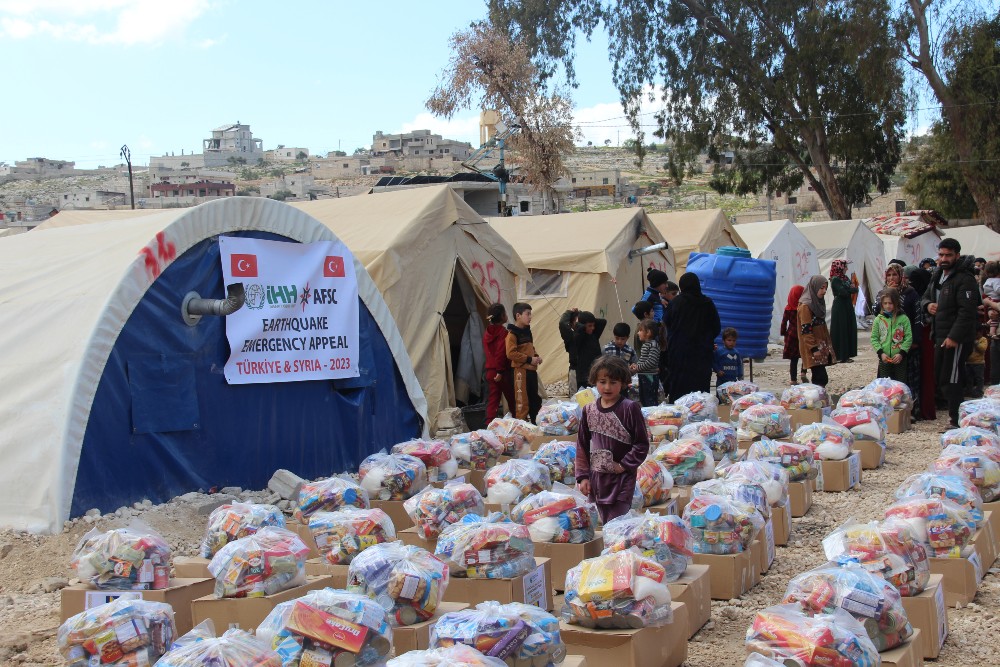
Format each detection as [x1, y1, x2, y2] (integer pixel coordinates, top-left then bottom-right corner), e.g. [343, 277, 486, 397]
[880, 287, 902, 313]
[588, 355, 631, 386]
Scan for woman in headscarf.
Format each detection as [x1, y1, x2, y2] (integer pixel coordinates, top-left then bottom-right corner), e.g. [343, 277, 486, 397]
[905, 264, 936, 420]
[665, 272, 721, 401]
[797, 275, 836, 387]
[881, 264, 923, 419]
[780, 285, 807, 385]
[829, 259, 858, 362]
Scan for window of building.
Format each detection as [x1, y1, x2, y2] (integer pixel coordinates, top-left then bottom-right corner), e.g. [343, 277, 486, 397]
[572, 178, 576, 183]
[788, 196, 797, 204]
[413, 150, 419, 154]
[602, 178, 609, 185]
[85, 196, 90, 202]
[518, 269, 568, 299]
[64, 194, 68, 200]
[444, 149, 449, 153]
[520, 200, 530, 213]
[343, 163, 349, 168]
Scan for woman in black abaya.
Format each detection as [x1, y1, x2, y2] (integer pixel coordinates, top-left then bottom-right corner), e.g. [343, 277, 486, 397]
[666, 273, 722, 402]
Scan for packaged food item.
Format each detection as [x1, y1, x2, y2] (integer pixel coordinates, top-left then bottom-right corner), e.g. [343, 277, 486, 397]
[959, 407, 1000, 435]
[435, 513, 535, 579]
[822, 519, 930, 596]
[959, 398, 1000, 422]
[308, 508, 396, 565]
[207, 526, 309, 598]
[636, 459, 675, 506]
[450, 431, 505, 471]
[359, 452, 428, 501]
[731, 391, 779, 414]
[388, 645, 507, 667]
[931, 444, 1000, 502]
[602, 511, 693, 581]
[746, 437, 816, 481]
[683, 493, 763, 554]
[487, 417, 540, 458]
[535, 401, 581, 436]
[430, 601, 565, 666]
[155, 628, 281, 667]
[792, 421, 854, 460]
[631, 485, 644, 511]
[720, 460, 789, 508]
[884, 496, 976, 558]
[563, 549, 673, 628]
[745, 604, 880, 667]
[737, 404, 792, 440]
[404, 483, 486, 540]
[830, 406, 887, 443]
[716, 380, 759, 404]
[485, 459, 552, 505]
[348, 541, 450, 625]
[679, 420, 738, 461]
[642, 404, 691, 445]
[692, 478, 770, 522]
[985, 385, 1000, 400]
[865, 378, 914, 410]
[650, 437, 716, 485]
[837, 389, 893, 419]
[58, 598, 176, 666]
[392, 438, 460, 482]
[744, 653, 786, 667]
[782, 563, 914, 650]
[895, 471, 984, 524]
[70, 523, 172, 590]
[780, 383, 830, 410]
[675, 391, 719, 422]
[256, 588, 392, 664]
[940, 426, 1000, 450]
[295, 476, 370, 524]
[510, 485, 599, 543]
[200, 503, 286, 559]
[532, 440, 576, 484]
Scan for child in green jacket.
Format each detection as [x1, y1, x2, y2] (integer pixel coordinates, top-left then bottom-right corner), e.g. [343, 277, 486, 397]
[871, 288, 912, 383]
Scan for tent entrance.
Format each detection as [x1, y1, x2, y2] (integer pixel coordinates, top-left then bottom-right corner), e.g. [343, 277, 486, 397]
[442, 262, 488, 407]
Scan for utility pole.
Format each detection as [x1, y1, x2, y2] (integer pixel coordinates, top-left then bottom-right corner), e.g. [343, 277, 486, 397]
[120, 144, 135, 209]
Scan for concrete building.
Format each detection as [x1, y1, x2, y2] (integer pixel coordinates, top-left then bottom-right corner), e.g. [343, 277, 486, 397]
[149, 168, 235, 187]
[371, 130, 473, 161]
[264, 147, 310, 162]
[149, 179, 235, 201]
[57, 190, 128, 210]
[148, 152, 206, 170]
[202, 122, 264, 167]
[568, 169, 626, 197]
[260, 173, 318, 199]
[7, 157, 78, 178]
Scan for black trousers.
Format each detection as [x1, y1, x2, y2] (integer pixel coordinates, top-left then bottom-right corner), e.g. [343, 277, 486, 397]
[810, 365, 829, 387]
[936, 342, 972, 425]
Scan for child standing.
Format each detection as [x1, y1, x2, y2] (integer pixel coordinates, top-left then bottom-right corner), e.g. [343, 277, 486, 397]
[982, 261, 1000, 301]
[483, 303, 515, 423]
[966, 324, 988, 398]
[506, 302, 543, 422]
[713, 327, 744, 385]
[781, 285, 807, 384]
[575, 356, 650, 524]
[602, 322, 638, 366]
[630, 319, 661, 407]
[871, 288, 912, 383]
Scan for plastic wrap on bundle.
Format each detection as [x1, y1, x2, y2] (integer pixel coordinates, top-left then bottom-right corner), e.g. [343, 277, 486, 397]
[532, 440, 576, 484]
[679, 421, 738, 461]
[485, 459, 552, 506]
[731, 391, 779, 415]
[392, 438, 460, 482]
[360, 452, 428, 501]
[295, 476, 370, 524]
[746, 437, 816, 481]
[431, 601, 566, 666]
[780, 383, 830, 410]
[792, 420, 854, 460]
[642, 404, 691, 445]
[347, 541, 450, 626]
[510, 485, 599, 544]
[692, 478, 770, 522]
[308, 508, 396, 565]
[985, 385, 1000, 400]
[744, 653, 786, 667]
[722, 454, 792, 506]
[836, 390, 893, 421]
[865, 378, 913, 410]
[435, 514, 535, 579]
[745, 604, 880, 667]
[256, 588, 392, 665]
[70, 523, 172, 590]
[822, 519, 930, 596]
[676, 391, 719, 422]
[155, 628, 281, 667]
[782, 563, 914, 651]
[404, 483, 486, 540]
[959, 408, 1000, 435]
[636, 459, 675, 506]
[716, 380, 759, 404]
[959, 398, 1000, 422]
[207, 526, 309, 598]
[830, 406, 887, 443]
[885, 495, 977, 558]
[487, 417, 540, 458]
[683, 493, 763, 554]
[58, 598, 176, 666]
[563, 549, 673, 628]
[650, 437, 715, 485]
[450, 430, 505, 471]
[535, 401, 581, 436]
[388, 645, 507, 667]
[737, 404, 792, 440]
[931, 444, 1000, 502]
[631, 485, 644, 511]
[602, 511, 693, 581]
[895, 471, 984, 523]
[940, 426, 1000, 450]
[200, 503, 285, 559]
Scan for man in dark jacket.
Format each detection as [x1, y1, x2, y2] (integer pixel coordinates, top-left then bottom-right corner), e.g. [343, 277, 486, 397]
[559, 308, 580, 392]
[561, 310, 607, 388]
[920, 238, 982, 428]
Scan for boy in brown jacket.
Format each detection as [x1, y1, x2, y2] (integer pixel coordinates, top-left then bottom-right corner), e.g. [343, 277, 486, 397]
[506, 302, 544, 421]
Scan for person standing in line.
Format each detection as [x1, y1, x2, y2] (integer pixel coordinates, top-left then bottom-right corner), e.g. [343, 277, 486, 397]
[505, 302, 543, 423]
[871, 288, 912, 383]
[781, 285, 807, 385]
[966, 325, 988, 398]
[635, 268, 670, 322]
[564, 310, 607, 389]
[631, 319, 661, 407]
[665, 272, 721, 401]
[882, 264, 923, 419]
[829, 259, 858, 363]
[603, 322, 638, 366]
[483, 303, 515, 422]
[906, 264, 937, 420]
[558, 308, 580, 394]
[713, 327, 744, 386]
[797, 275, 836, 387]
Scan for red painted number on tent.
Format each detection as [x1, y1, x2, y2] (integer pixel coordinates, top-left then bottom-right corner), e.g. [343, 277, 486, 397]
[794, 251, 810, 281]
[472, 260, 502, 303]
[324, 255, 346, 278]
[231, 254, 258, 277]
[139, 232, 177, 280]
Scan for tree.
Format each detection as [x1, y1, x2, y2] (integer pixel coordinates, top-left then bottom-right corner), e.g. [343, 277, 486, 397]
[296, 151, 308, 161]
[270, 189, 294, 201]
[353, 147, 368, 155]
[491, 0, 908, 220]
[604, 139, 611, 147]
[903, 124, 977, 218]
[427, 21, 578, 212]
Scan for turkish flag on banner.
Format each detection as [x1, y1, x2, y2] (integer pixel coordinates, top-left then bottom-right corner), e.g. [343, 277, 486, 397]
[231, 254, 258, 277]
[324, 255, 346, 277]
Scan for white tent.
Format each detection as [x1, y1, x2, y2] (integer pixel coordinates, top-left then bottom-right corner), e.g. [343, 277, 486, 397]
[863, 211, 945, 267]
[734, 219, 820, 342]
[798, 219, 886, 314]
[944, 225, 1000, 262]
[648, 209, 747, 273]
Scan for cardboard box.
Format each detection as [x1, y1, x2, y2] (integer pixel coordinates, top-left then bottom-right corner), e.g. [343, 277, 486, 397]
[558, 600, 688, 667]
[718, 405, 731, 422]
[468, 469, 488, 494]
[289, 521, 322, 559]
[880, 629, 923, 667]
[303, 559, 349, 586]
[173, 556, 211, 579]
[815, 452, 861, 491]
[972, 511, 998, 569]
[929, 553, 983, 606]
[562, 657, 588, 667]
[644, 497, 678, 517]
[667, 564, 711, 638]
[61, 578, 214, 635]
[670, 486, 691, 515]
[787, 407, 825, 430]
[529, 433, 577, 451]
[484, 502, 514, 517]
[981, 502, 1000, 542]
[854, 440, 886, 469]
[370, 499, 414, 533]
[900, 574, 947, 660]
[888, 409, 911, 434]
[391, 601, 468, 654]
[397, 526, 438, 553]
[428, 468, 471, 489]
[691, 549, 757, 599]
[533, 536, 604, 592]
[772, 502, 791, 547]
[751, 520, 776, 574]
[788, 479, 813, 517]
[442, 557, 554, 611]
[190, 575, 334, 630]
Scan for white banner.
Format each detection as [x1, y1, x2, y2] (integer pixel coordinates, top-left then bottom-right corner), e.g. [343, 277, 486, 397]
[220, 236, 360, 384]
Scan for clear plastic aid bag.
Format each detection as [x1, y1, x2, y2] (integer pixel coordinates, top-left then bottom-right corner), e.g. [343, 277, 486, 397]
[836, 390, 893, 421]
[959, 398, 1000, 422]
[650, 437, 715, 485]
[631, 484, 644, 511]
[940, 426, 1000, 450]
[683, 492, 764, 554]
[308, 507, 396, 565]
[532, 440, 576, 484]
[487, 416, 541, 457]
[792, 420, 854, 460]
[721, 460, 789, 508]
[745, 604, 880, 667]
[485, 459, 552, 505]
[155, 628, 282, 667]
[931, 444, 1000, 502]
[435, 513, 535, 579]
[737, 404, 792, 439]
[830, 406, 887, 443]
[392, 438, 460, 482]
[746, 437, 817, 481]
[404, 483, 486, 540]
[200, 502, 285, 559]
[744, 653, 786, 667]
[294, 475, 369, 524]
[985, 385, 1000, 400]
[510, 484, 599, 544]
[884, 495, 976, 558]
[780, 383, 830, 410]
[347, 541, 450, 626]
[716, 380, 759, 404]
[865, 378, 913, 410]
[563, 548, 673, 628]
[430, 601, 566, 667]
[535, 400, 582, 435]
[679, 420, 738, 461]
[207, 526, 309, 599]
[70, 521, 172, 590]
[692, 478, 770, 522]
[359, 451, 428, 501]
[959, 408, 1000, 435]
[642, 404, 691, 445]
[601, 510, 693, 581]
[675, 391, 719, 422]
[731, 391, 779, 414]
[636, 459, 675, 506]
[822, 518, 930, 596]
[58, 598, 176, 666]
[449, 430, 505, 471]
[895, 470, 984, 524]
[388, 645, 508, 667]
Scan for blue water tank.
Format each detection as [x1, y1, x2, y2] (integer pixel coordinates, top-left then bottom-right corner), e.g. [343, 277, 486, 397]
[686, 250, 777, 359]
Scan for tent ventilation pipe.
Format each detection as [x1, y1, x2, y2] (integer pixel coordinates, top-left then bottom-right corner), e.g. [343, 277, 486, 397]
[182, 283, 246, 326]
[628, 242, 668, 259]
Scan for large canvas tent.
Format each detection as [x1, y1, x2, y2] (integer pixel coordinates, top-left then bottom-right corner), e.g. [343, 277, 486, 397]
[0, 197, 427, 533]
[798, 220, 886, 315]
[863, 211, 945, 267]
[491, 208, 675, 386]
[734, 219, 820, 342]
[944, 225, 1000, 262]
[648, 209, 747, 273]
[294, 186, 527, 420]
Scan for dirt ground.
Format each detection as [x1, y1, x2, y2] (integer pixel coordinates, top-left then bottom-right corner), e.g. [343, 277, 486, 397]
[0, 339, 996, 666]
